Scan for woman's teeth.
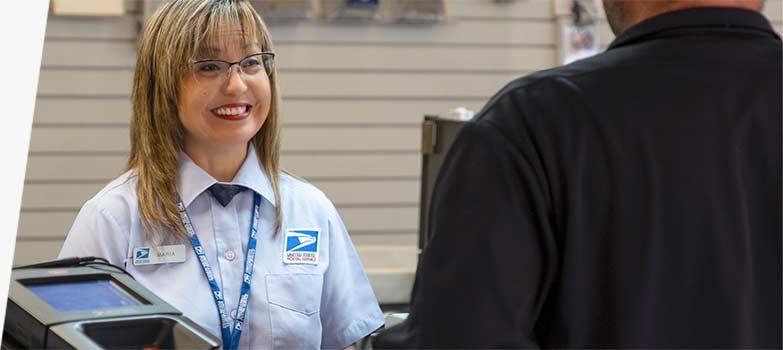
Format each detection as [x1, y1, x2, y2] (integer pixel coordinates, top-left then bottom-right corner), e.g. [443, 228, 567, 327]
[214, 106, 248, 115]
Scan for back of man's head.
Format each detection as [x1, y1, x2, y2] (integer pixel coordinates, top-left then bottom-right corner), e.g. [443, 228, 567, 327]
[602, 0, 765, 34]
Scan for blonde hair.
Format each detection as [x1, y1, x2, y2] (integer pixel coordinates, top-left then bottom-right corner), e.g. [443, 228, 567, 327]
[127, 0, 282, 242]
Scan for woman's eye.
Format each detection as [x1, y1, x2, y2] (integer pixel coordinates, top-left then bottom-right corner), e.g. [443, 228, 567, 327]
[198, 62, 222, 72]
[242, 58, 261, 68]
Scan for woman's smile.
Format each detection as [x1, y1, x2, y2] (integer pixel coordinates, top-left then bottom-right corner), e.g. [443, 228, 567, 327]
[211, 102, 253, 121]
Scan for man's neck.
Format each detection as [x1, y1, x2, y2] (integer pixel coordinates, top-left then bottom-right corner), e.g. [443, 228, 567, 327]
[609, 0, 764, 34]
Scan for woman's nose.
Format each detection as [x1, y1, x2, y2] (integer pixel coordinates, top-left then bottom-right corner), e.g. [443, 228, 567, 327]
[222, 65, 247, 94]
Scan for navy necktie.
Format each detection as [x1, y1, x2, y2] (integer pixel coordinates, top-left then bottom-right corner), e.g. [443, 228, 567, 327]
[208, 183, 247, 207]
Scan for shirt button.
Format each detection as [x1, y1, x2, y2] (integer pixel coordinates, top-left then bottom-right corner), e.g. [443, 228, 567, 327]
[230, 308, 238, 319]
[225, 250, 236, 261]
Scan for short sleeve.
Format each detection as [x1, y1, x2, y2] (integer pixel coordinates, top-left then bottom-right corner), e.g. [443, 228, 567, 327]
[58, 199, 130, 267]
[406, 117, 558, 348]
[319, 203, 384, 349]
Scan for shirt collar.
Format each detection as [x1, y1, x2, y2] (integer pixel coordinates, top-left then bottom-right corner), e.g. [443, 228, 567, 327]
[608, 7, 780, 50]
[177, 143, 276, 208]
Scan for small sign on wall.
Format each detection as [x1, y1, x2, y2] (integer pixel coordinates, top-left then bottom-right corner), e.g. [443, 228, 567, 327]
[250, 0, 315, 22]
[318, 0, 447, 23]
[52, 0, 124, 16]
[380, 0, 447, 24]
[561, 23, 599, 64]
[319, 0, 380, 21]
[555, 0, 602, 64]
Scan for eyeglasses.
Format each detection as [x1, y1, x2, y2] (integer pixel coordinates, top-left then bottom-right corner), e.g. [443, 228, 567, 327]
[190, 52, 275, 84]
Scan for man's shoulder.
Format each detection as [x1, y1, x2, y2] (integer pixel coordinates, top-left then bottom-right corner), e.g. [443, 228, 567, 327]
[491, 52, 613, 105]
[477, 46, 639, 124]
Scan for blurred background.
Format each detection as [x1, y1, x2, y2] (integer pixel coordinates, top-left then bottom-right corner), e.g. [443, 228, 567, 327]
[14, 0, 782, 306]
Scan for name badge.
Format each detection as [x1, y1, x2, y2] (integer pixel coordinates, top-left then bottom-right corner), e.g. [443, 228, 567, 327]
[283, 228, 320, 265]
[133, 245, 187, 266]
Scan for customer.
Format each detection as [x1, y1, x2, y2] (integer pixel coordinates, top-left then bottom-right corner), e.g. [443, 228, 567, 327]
[398, 0, 781, 348]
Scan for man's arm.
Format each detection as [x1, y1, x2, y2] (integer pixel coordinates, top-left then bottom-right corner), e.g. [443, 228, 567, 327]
[408, 115, 559, 348]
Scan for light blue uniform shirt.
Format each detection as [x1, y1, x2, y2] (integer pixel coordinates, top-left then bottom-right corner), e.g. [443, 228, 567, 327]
[59, 146, 384, 349]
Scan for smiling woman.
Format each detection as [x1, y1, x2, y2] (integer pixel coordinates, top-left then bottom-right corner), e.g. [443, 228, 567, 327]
[177, 39, 274, 182]
[57, 1, 384, 349]
[129, 0, 281, 239]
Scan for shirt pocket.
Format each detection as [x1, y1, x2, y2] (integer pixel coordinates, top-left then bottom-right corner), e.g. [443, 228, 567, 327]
[266, 273, 324, 349]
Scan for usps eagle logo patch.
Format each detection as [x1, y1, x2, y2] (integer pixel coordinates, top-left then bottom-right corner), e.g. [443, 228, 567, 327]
[133, 247, 151, 265]
[283, 228, 320, 264]
[135, 248, 150, 259]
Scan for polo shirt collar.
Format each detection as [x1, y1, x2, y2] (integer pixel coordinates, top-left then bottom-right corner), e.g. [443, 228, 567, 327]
[177, 142, 276, 208]
[609, 7, 780, 50]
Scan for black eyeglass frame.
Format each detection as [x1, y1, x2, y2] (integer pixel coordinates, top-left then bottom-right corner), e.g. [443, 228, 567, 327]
[190, 51, 276, 78]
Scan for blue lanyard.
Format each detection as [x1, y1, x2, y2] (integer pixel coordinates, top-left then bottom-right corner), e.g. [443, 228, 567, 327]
[176, 192, 261, 350]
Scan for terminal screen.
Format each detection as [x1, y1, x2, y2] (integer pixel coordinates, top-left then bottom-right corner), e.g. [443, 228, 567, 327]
[26, 279, 141, 312]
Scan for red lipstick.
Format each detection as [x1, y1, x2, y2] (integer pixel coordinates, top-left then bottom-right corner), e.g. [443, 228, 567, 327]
[211, 103, 252, 121]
